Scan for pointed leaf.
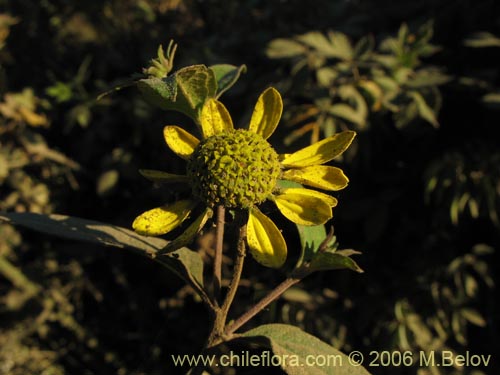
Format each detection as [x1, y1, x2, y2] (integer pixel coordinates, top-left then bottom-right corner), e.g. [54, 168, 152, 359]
[0, 212, 206, 294]
[209, 64, 247, 99]
[464, 32, 500, 48]
[296, 224, 327, 267]
[328, 103, 365, 126]
[241, 324, 372, 375]
[139, 169, 189, 184]
[266, 38, 307, 58]
[310, 250, 364, 273]
[409, 91, 439, 127]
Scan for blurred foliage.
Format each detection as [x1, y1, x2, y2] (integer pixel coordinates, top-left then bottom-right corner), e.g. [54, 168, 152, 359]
[0, 0, 499, 374]
[266, 21, 450, 145]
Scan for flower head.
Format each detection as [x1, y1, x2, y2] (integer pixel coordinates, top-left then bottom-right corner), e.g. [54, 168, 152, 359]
[133, 88, 355, 268]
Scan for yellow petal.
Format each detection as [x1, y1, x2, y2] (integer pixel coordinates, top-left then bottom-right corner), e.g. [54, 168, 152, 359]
[281, 131, 356, 167]
[132, 199, 197, 236]
[160, 208, 212, 254]
[139, 169, 189, 184]
[247, 208, 287, 268]
[282, 165, 349, 191]
[273, 188, 337, 226]
[200, 98, 233, 138]
[164, 126, 199, 160]
[248, 87, 283, 140]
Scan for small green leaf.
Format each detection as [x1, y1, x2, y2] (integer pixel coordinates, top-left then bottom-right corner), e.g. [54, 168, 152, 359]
[326, 31, 354, 60]
[96, 170, 119, 196]
[409, 91, 439, 127]
[353, 35, 375, 60]
[266, 38, 307, 58]
[328, 103, 365, 126]
[310, 249, 364, 273]
[406, 69, 451, 88]
[296, 224, 327, 267]
[464, 32, 500, 48]
[297, 31, 340, 58]
[316, 67, 338, 87]
[209, 64, 247, 98]
[137, 65, 216, 121]
[0, 212, 206, 296]
[241, 324, 372, 375]
[339, 85, 368, 124]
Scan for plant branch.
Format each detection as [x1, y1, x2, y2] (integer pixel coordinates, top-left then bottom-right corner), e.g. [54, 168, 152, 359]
[213, 205, 225, 303]
[220, 223, 246, 323]
[224, 276, 301, 336]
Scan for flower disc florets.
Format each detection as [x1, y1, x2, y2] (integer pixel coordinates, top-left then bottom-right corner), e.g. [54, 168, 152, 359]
[187, 129, 280, 209]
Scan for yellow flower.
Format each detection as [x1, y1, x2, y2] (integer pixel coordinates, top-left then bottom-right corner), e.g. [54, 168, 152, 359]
[133, 88, 355, 268]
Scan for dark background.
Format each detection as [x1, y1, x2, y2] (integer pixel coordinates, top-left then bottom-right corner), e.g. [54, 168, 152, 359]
[1, 0, 499, 374]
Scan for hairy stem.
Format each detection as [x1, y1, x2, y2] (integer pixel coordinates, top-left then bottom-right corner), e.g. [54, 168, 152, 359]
[220, 224, 246, 324]
[213, 205, 225, 303]
[224, 277, 301, 336]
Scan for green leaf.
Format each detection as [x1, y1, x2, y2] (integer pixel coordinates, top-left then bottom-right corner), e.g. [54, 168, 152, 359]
[328, 103, 365, 126]
[266, 38, 307, 58]
[137, 65, 216, 121]
[316, 67, 338, 87]
[339, 85, 369, 125]
[241, 324, 372, 375]
[409, 91, 439, 127]
[326, 31, 354, 60]
[296, 224, 327, 267]
[0, 212, 206, 295]
[96, 74, 143, 101]
[406, 69, 451, 88]
[353, 35, 374, 60]
[297, 31, 340, 58]
[209, 64, 247, 99]
[310, 249, 364, 273]
[464, 32, 500, 48]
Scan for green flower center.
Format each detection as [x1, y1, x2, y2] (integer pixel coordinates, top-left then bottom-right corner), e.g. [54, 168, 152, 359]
[187, 129, 281, 209]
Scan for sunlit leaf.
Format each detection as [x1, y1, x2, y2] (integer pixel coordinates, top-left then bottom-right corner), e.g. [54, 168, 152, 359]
[328, 103, 365, 126]
[137, 65, 216, 121]
[266, 38, 307, 58]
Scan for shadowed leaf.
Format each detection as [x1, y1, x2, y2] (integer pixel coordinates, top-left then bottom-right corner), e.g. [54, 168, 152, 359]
[241, 324, 371, 374]
[209, 64, 246, 98]
[0, 212, 206, 295]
